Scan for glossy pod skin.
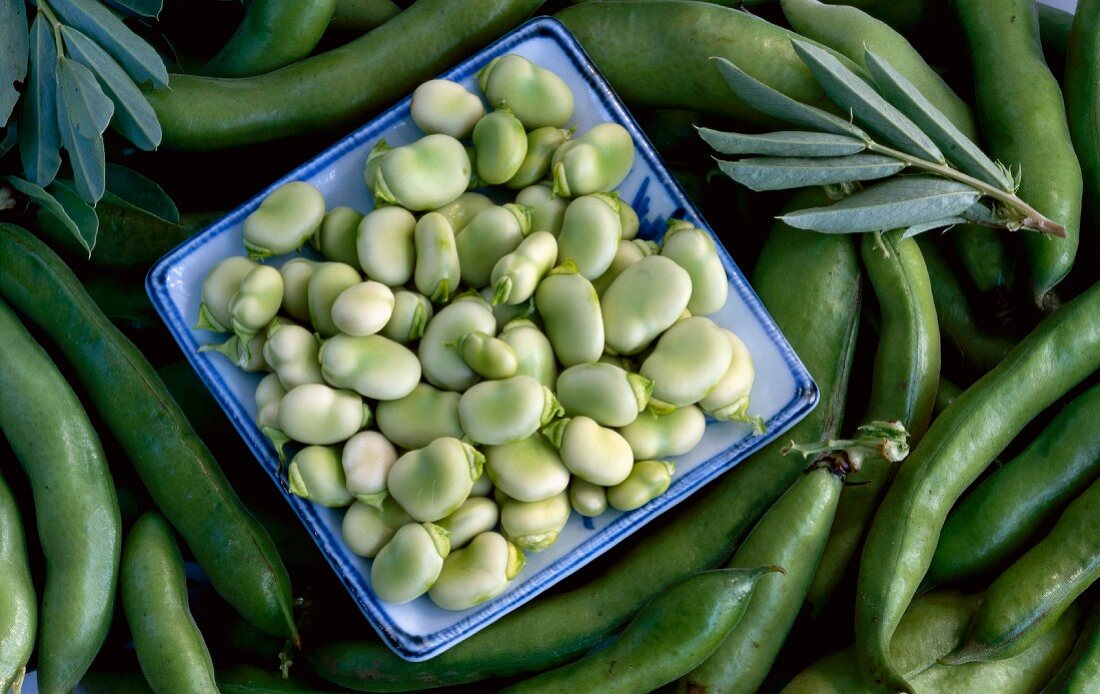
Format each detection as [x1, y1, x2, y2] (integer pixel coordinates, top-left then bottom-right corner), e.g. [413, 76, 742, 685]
[683, 463, 844, 694]
[856, 278, 1100, 692]
[0, 296, 121, 694]
[147, 0, 544, 149]
[0, 226, 297, 641]
[927, 383, 1100, 587]
[535, 265, 605, 367]
[501, 568, 778, 694]
[201, 0, 335, 78]
[122, 513, 218, 694]
[304, 190, 862, 692]
[945, 477, 1100, 664]
[806, 230, 939, 613]
[956, 0, 1082, 306]
[1047, 602, 1100, 693]
[1066, 0, 1100, 242]
[0, 471, 34, 694]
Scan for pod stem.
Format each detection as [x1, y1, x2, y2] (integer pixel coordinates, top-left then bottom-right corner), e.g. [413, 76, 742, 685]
[782, 420, 910, 474]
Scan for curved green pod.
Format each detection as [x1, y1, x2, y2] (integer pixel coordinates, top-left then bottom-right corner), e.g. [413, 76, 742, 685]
[375, 383, 464, 450]
[201, 0, 336, 78]
[371, 523, 450, 604]
[373, 134, 471, 211]
[437, 497, 500, 550]
[641, 316, 733, 408]
[0, 471, 34, 694]
[276, 383, 370, 446]
[507, 126, 572, 189]
[486, 433, 571, 503]
[243, 181, 326, 260]
[551, 123, 634, 198]
[618, 405, 706, 460]
[320, 334, 421, 401]
[411, 79, 485, 139]
[331, 281, 394, 337]
[1046, 601, 1100, 693]
[381, 290, 433, 344]
[342, 430, 398, 508]
[473, 107, 529, 185]
[544, 416, 633, 487]
[197, 256, 256, 333]
[343, 497, 411, 560]
[429, 532, 525, 611]
[478, 54, 574, 129]
[601, 255, 692, 355]
[556, 362, 652, 428]
[456, 204, 533, 289]
[556, 194, 624, 280]
[288, 446, 354, 508]
[607, 460, 674, 512]
[459, 375, 562, 446]
[357, 206, 417, 288]
[419, 296, 497, 391]
[313, 206, 363, 267]
[515, 183, 567, 236]
[387, 438, 483, 523]
[661, 220, 728, 316]
[278, 257, 319, 323]
[491, 231, 558, 306]
[308, 262, 361, 337]
[262, 321, 323, 390]
[499, 491, 571, 552]
[499, 318, 558, 389]
[534, 264, 604, 367]
[413, 212, 461, 303]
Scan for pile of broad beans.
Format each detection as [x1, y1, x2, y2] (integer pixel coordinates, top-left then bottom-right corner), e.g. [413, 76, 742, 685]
[1, 0, 1099, 693]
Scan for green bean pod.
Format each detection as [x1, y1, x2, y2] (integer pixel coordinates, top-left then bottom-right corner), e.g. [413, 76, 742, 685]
[0, 296, 120, 694]
[927, 382, 1100, 587]
[0, 225, 298, 640]
[1047, 602, 1100, 693]
[856, 278, 1100, 692]
[956, 0, 1082, 306]
[0, 471, 34, 694]
[502, 567, 778, 694]
[683, 461, 847, 693]
[534, 263, 605, 367]
[304, 190, 861, 691]
[806, 230, 939, 613]
[201, 0, 336, 78]
[122, 513, 218, 694]
[933, 376, 962, 417]
[1066, 0, 1100, 240]
[944, 477, 1100, 663]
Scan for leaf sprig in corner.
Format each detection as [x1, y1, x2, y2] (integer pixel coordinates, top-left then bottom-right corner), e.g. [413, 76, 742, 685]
[701, 38, 1066, 238]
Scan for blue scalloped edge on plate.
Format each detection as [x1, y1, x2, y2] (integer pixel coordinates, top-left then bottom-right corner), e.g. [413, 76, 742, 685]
[147, 16, 818, 662]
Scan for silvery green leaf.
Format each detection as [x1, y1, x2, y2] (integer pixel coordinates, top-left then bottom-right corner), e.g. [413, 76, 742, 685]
[61, 24, 161, 150]
[49, 179, 98, 255]
[105, 0, 163, 18]
[789, 38, 943, 163]
[717, 154, 905, 192]
[19, 15, 62, 187]
[960, 201, 997, 224]
[778, 176, 980, 233]
[56, 57, 113, 203]
[713, 57, 867, 140]
[2, 175, 91, 252]
[104, 162, 178, 223]
[900, 217, 967, 239]
[50, 0, 168, 88]
[0, 0, 28, 126]
[697, 128, 867, 157]
[864, 48, 1014, 191]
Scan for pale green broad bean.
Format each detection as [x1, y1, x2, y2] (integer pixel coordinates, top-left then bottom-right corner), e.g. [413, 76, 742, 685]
[478, 54, 574, 129]
[619, 406, 706, 460]
[278, 257, 319, 322]
[543, 415, 633, 486]
[491, 231, 558, 305]
[662, 220, 728, 315]
[515, 183, 566, 236]
[387, 437, 483, 523]
[414, 212, 461, 303]
[699, 330, 759, 428]
[371, 134, 470, 211]
[341, 430, 398, 508]
[410, 80, 485, 139]
[228, 264, 284, 342]
[320, 334, 421, 401]
[485, 434, 570, 502]
[331, 281, 394, 337]
[557, 194, 623, 280]
[429, 532, 525, 611]
[342, 497, 411, 559]
[506, 126, 572, 189]
[357, 206, 417, 287]
[484, 290, 535, 330]
[437, 497, 500, 550]
[196, 256, 255, 333]
[618, 200, 640, 240]
[199, 328, 269, 372]
[499, 319, 558, 389]
[381, 290, 434, 344]
[534, 265, 605, 367]
[432, 192, 496, 233]
[591, 239, 659, 296]
[242, 181, 326, 259]
[276, 383, 370, 446]
[601, 255, 692, 355]
[263, 321, 323, 390]
[375, 383, 464, 450]
[254, 373, 286, 430]
[556, 362, 653, 428]
[499, 490, 571, 552]
[569, 478, 607, 517]
[641, 317, 733, 408]
[450, 331, 519, 380]
[608, 460, 675, 512]
[473, 107, 529, 185]
[288, 445, 354, 507]
[551, 123, 634, 198]
[308, 262, 361, 337]
[458, 375, 562, 446]
[370, 522, 450, 604]
[418, 296, 497, 391]
[470, 471, 494, 498]
[456, 204, 532, 289]
[312, 207, 363, 267]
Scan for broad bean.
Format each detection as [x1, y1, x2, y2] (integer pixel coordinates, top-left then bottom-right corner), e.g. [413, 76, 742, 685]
[556, 362, 653, 428]
[429, 532, 525, 610]
[607, 460, 674, 511]
[372, 134, 471, 211]
[458, 375, 562, 446]
[437, 497, 500, 550]
[544, 416, 633, 487]
[263, 321, 323, 390]
[661, 220, 727, 315]
[471, 471, 494, 498]
[698, 329, 759, 427]
[278, 257, 318, 322]
[228, 264, 284, 341]
[591, 238, 659, 296]
[641, 316, 733, 408]
[491, 231, 558, 305]
[534, 265, 605, 367]
[308, 262, 361, 337]
[198, 329, 269, 372]
[320, 334, 421, 401]
[342, 497, 411, 559]
[254, 373, 286, 430]
[515, 183, 566, 236]
[485, 290, 536, 330]
[618, 406, 706, 460]
[276, 383, 370, 446]
[419, 296, 497, 391]
[507, 126, 572, 189]
[618, 200, 640, 240]
[499, 318, 558, 388]
[197, 256, 255, 333]
[381, 290, 434, 344]
[478, 54, 574, 129]
[331, 281, 394, 337]
[288, 446, 354, 508]
[375, 383, 464, 450]
[451, 331, 519, 380]
[556, 194, 624, 280]
[601, 255, 692, 354]
[370, 522, 450, 604]
[473, 107, 529, 185]
[410, 79, 485, 139]
[357, 206, 417, 288]
[414, 212, 461, 303]
[486, 434, 571, 502]
[551, 123, 634, 198]
[499, 490, 571, 552]
[313, 206, 363, 267]
[242, 181, 326, 259]
[432, 192, 496, 233]
[342, 430, 398, 508]
[569, 478, 607, 517]
[456, 204, 533, 289]
[388, 437, 483, 523]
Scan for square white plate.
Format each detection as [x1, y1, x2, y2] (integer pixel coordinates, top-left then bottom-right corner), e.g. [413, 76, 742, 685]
[146, 16, 818, 662]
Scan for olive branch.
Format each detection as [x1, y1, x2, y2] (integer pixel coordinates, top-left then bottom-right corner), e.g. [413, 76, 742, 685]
[700, 38, 1066, 238]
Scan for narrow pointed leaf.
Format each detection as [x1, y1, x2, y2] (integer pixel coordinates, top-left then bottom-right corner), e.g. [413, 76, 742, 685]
[56, 57, 112, 203]
[0, 0, 29, 126]
[697, 128, 867, 157]
[778, 176, 980, 233]
[960, 201, 997, 224]
[49, 179, 98, 255]
[19, 15, 62, 187]
[900, 217, 967, 239]
[3, 175, 87, 249]
[61, 25, 161, 151]
[50, 0, 168, 87]
[105, 0, 163, 18]
[104, 162, 178, 223]
[717, 154, 905, 191]
[790, 38, 943, 163]
[864, 48, 1014, 191]
[713, 57, 867, 140]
